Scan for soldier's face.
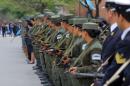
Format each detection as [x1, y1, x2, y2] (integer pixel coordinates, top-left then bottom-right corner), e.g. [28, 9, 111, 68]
[73, 28, 76, 33]
[81, 31, 86, 38]
[68, 27, 73, 33]
[116, 14, 125, 30]
[106, 9, 110, 22]
[75, 28, 79, 35]
[77, 30, 82, 36]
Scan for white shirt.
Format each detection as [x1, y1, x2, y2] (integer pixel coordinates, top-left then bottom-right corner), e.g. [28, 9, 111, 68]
[110, 23, 118, 32]
[121, 27, 130, 40]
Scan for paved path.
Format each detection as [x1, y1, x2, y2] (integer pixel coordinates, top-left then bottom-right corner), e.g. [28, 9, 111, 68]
[0, 36, 42, 86]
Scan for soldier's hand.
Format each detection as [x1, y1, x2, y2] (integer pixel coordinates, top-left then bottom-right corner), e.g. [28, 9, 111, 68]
[41, 46, 47, 51]
[62, 57, 71, 65]
[69, 67, 78, 75]
[56, 50, 63, 56]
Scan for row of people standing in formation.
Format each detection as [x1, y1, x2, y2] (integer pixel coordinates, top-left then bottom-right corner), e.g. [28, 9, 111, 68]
[21, 14, 102, 86]
[21, 0, 130, 86]
[0, 23, 20, 37]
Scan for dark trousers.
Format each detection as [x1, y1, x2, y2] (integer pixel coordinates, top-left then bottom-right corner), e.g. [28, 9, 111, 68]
[27, 44, 33, 61]
[122, 76, 130, 86]
[2, 30, 6, 37]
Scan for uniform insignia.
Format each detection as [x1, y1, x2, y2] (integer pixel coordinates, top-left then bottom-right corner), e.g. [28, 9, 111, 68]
[115, 53, 126, 64]
[111, 32, 115, 36]
[57, 34, 63, 39]
[66, 33, 70, 38]
[91, 53, 101, 60]
[82, 44, 87, 50]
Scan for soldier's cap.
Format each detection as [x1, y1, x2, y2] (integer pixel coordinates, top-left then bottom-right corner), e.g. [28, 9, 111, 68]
[22, 16, 33, 21]
[89, 18, 103, 23]
[75, 24, 82, 28]
[105, 0, 116, 11]
[44, 11, 55, 17]
[60, 14, 74, 23]
[114, 0, 130, 14]
[36, 14, 44, 18]
[44, 9, 50, 12]
[82, 22, 100, 31]
[89, 17, 109, 28]
[49, 15, 62, 25]
[68, 17, 89, 26]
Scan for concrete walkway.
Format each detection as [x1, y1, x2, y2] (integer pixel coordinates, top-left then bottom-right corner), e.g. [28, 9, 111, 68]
[0, 36, 42, 86]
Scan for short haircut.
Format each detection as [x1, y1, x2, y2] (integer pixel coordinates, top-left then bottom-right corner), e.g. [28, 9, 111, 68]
[83, 29, 101, 38]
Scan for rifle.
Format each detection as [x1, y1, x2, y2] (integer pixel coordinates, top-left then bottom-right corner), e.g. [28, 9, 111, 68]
[97, 54, 114, 72]
[104, 58, 130, 86]
[32, 25, 48, 40]
[74, 72, 105, 78]
[91, 54, 114, 86]
[98, 20, 110, 43]
[45, 48, 64, 56]
[36, 24, 48, 35]
[56, 55, 71, 66]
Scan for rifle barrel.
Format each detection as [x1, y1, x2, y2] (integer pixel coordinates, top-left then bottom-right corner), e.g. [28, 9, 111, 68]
[75, 73, 105, 78]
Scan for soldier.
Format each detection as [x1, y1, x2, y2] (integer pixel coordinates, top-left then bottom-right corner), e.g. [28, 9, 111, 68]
[30, 14, 55, 85]
[103, 0, 130, 85]
[50, 17, 89, 86]
[68, 22, 102, 86]
[32, 14, 52, 72]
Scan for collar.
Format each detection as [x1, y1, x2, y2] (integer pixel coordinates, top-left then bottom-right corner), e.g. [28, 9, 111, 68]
[121, 27, 130, 40]
[110, 23, 118, 32]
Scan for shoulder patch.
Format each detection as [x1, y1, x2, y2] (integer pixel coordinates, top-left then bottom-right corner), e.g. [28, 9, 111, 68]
[82, 44, 87, 50]
[91, 53, 101, 60]
[57, 34, 63, 39]
[115, 53, 126, 64]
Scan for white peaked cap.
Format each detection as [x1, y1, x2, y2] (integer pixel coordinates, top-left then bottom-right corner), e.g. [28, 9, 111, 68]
[106, 0, 115, 2]
[114, 0, 130, 5]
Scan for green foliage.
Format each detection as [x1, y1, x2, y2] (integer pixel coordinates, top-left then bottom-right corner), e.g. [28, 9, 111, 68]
[0, 0, 76, 20]
[42, 0, 76, 11]
[0, 0, 36, 20]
